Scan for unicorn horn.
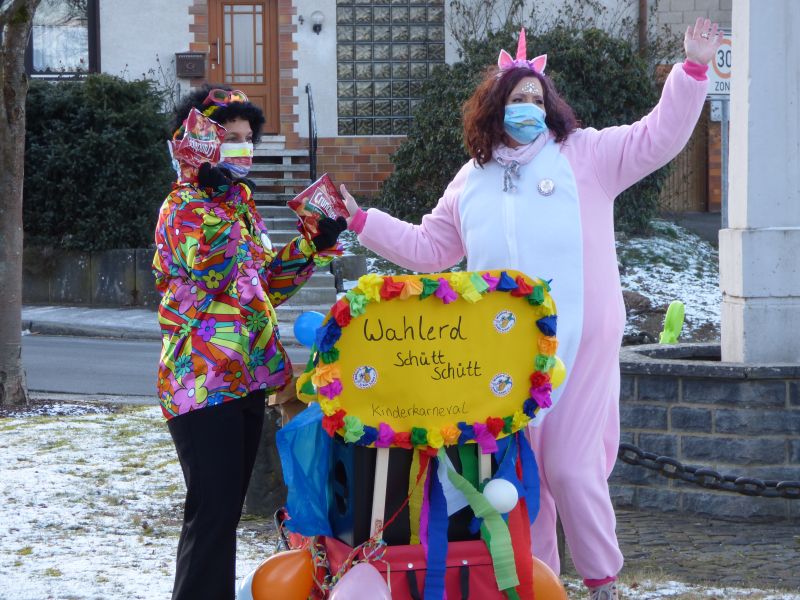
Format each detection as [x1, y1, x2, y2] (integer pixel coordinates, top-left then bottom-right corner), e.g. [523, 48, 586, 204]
[516, 27, 527, 60]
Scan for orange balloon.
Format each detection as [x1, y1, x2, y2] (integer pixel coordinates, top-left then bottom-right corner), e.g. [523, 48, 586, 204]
[251, 549, 314, 600]
[533, 556, 568, 600]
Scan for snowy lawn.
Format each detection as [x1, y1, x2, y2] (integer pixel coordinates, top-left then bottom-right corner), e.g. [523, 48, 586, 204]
[2, 402, 798, 600]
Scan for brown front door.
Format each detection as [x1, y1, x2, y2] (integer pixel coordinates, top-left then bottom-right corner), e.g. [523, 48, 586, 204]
[208, 0, 279, 134]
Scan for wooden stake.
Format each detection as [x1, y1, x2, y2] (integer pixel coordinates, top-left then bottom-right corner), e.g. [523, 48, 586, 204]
[370, 447, 390, 538]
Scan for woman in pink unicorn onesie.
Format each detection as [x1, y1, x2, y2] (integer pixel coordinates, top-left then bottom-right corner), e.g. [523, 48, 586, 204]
[340, 19, 722, 600]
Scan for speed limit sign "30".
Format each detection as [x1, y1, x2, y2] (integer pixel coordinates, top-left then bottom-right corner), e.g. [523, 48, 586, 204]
[708, 30, 732, 98]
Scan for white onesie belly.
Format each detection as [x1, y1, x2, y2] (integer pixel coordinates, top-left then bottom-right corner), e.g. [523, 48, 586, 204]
[458, 139, 583, 424]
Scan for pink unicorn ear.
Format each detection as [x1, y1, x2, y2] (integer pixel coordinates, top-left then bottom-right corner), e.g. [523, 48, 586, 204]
[530, 54, 547, 73]
[497, 49, 515, 69]
[516, 28, 527, 60]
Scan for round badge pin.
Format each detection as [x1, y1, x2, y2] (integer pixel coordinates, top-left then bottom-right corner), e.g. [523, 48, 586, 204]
[537, 178, 555, 196]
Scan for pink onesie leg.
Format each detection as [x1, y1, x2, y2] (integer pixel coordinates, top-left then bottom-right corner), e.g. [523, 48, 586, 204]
[528, 349, 624, 580]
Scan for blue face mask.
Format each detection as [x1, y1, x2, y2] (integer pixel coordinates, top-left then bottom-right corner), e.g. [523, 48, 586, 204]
[503, 103, 547, 145]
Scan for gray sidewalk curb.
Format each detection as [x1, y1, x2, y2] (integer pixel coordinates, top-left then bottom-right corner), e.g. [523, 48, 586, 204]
[23, 320, 161, 341]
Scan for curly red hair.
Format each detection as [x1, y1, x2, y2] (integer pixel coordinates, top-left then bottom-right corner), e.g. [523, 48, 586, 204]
[463, 66, 578, 166]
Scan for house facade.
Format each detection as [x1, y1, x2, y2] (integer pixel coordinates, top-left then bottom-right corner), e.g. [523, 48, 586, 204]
[28, 0, 731, 207]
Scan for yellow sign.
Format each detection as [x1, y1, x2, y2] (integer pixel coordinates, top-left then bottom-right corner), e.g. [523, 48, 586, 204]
[299, 270, 562, 448]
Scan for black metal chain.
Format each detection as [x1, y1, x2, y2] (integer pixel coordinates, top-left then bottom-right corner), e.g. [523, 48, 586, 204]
[618, 443, 800, 499]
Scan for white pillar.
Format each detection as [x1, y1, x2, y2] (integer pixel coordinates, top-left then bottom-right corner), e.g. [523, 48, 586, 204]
[719, 0, 800, 363]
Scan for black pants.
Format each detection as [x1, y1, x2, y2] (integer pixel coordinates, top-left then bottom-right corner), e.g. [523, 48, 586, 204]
[167, 391, 266, 600]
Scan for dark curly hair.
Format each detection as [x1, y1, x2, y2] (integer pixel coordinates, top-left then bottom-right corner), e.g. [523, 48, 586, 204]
[171, 84, 266, 142]
[463, 66, 578, 166]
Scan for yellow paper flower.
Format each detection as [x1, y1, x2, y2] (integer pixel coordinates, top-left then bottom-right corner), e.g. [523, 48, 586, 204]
[512, 410, 531, 431]
[311, 363, 340, 387]
[357, 273, 384, 302]
[427, 429, 444, 449]
[319, 397, 341, 416]
[399, 279, 423, 299]
[449, 272, 482, 303]
[441, 425, 460, 445]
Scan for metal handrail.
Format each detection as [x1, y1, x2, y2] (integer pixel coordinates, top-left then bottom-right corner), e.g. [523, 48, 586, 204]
[305, 83, 318, 182]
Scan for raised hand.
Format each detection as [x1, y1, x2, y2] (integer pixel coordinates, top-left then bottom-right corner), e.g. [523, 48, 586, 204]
[340, 184, 361, 226]
[684, 17, 722, 65]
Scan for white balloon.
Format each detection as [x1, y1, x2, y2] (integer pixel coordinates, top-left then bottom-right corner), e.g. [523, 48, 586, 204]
[236, 568, 255, 600]
[483, 478, 519, 514]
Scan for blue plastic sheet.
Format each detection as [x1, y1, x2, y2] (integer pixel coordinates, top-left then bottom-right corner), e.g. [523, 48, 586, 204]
[276, 402, 333, 536]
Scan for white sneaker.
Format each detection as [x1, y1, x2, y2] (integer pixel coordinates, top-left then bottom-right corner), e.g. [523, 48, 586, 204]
[588, 582, 620, 600]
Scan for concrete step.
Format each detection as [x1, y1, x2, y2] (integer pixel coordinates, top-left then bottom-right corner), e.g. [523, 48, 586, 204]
[283, 285, 337, 306]
[254, 192, 296, 204]
[259, 205, 296, 218]
[254, 148, 308, 158]
[299, 271, 335, 289]
[252, 178, 309, 188]
[250, 163, 310, 173]
[262, 216, 298, 229]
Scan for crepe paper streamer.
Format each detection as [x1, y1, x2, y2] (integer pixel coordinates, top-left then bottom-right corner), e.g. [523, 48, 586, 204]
[530, 383, 553, 409]
[470, 272, 490, 295]
[496, 271, 518, 292]
[319, 398, 341, 417]
[457, 422, 475, 444]
[535, 354, 556, 372]
[311, 363, 340, 387]
[517, 431, 541, 524]
[322, 409, 346, 436]
[439, 448, 520, 593]
[536, 315, 557, 337]
[345, 290, 368, 317]
[318, 379, 343, 399]
[356, 425, 378, 447]
[331, 300, 352, 327]
[482, 272, 500, 291]
[528, 285, 545, 306]
[411, 427, 429, 448]
[458, 444, 479, 488]
[420, 460, 431, 552]
[436, 452, 470, 516]
[441, 425, 460, 446]
[375, 422, 395, 448]
[425, 461, 449, 600]
[659, 300, 685, 344]
[419, 277, 440, 299]
[434, 278, 458, 304]
[408, 450, 428, 545]
[343, 415, 365, 443]
[380, 277, 405, 300]
[320, 347, 340, 364]
[508, 500, 535, 600]
[399, 279, 423, 299]
[357, 274, 385, 302]
[511, 276, 533, 297]
[315, 319, 342, 353]
[473, 422, 499, 454]
[296, 370, 317, 402]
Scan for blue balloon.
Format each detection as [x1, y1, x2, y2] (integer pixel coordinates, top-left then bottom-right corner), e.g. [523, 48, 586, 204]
[293, 311, 325, 348]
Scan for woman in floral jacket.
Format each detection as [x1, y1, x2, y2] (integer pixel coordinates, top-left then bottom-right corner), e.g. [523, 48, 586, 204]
[153, 86, 344, 600]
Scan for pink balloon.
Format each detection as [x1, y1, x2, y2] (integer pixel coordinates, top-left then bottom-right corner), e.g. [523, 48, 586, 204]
[329, 563, 391, 600]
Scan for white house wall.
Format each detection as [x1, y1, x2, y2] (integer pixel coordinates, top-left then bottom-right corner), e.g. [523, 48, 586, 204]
[99, 0, 193, 94]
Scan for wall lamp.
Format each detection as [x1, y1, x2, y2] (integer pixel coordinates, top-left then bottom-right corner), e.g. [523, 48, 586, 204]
[310, 10, 324, 34]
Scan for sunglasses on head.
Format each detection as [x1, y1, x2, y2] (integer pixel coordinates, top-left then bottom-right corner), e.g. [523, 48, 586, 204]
[204, 88, 249, 107]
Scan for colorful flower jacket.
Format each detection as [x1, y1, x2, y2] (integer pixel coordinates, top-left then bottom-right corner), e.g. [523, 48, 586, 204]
[153, 181, 321, 419]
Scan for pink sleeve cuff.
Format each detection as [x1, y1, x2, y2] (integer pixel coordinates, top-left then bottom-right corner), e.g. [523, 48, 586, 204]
[682, 60, 709, 81]
[348, 208, 368, 234]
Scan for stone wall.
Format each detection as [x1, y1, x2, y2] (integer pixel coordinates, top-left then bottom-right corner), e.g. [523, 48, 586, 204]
[611, 343, 800, 521]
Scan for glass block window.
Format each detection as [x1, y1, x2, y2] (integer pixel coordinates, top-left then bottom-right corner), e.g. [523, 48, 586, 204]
[336, 0, 445, 136]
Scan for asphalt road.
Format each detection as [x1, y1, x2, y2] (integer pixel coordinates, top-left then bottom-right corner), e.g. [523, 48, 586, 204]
[22, 335, 309, 398]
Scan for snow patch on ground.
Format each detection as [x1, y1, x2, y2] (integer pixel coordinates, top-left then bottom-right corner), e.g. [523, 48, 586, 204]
[2, 404, 797, 599]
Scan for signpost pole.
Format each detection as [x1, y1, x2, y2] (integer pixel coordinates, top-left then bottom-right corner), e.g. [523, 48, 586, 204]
[720, 97, 730, 229]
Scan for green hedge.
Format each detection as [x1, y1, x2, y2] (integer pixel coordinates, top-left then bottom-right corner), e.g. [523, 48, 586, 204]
[24, 74, 175, 251]
[380, 25, 668, 234]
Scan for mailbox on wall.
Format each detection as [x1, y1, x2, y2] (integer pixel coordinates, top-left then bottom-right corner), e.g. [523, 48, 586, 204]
[175, 52, 206, 79]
